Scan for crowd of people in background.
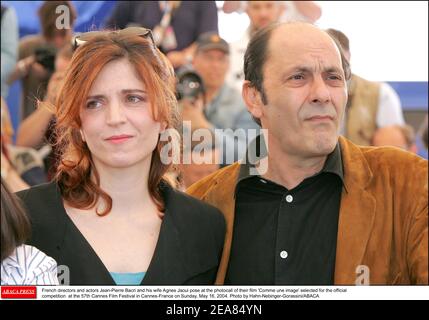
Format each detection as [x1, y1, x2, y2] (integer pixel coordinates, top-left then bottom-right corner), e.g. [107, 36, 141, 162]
[0, 1, 427, 286]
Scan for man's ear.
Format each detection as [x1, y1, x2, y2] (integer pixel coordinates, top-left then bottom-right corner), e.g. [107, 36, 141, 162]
[242, 81, 264, 122]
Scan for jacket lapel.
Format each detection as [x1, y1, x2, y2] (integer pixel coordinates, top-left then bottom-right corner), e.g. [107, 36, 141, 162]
[142, 209, 188, 285]
[49, 182, 116, 285]
[334, 137, 376, 284]
[201, 164, 241, 284]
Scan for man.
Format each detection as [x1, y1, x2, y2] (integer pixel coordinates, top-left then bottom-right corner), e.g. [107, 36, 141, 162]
[105, 1, 218, 69]
[327, 28, 406, 146]
[227, 1, 285, 92]
[223, 1, 321, 23]
[7, 1, 77, 121]
[182, 32, 259, 166]
[188, 22, 428, 285]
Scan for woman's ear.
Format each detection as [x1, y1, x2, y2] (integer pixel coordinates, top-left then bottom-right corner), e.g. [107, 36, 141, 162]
[242, 81, 264, 122]
[160, 121, 168, 133]
[80, 129, 86, 142]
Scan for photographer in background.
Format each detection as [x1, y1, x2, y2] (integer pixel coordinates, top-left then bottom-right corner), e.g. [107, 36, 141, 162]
[181, 32, 259, 167]
[16, 44, 74, 181]
[7, 1, 76, 121]
[105, 1, 218, 69]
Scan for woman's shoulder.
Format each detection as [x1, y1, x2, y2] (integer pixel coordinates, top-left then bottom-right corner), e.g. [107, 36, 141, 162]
[16, 181, 61, 210]
[164, 183, 225, 224]
[16, 181, 58, 199]
[1, 244, 59, 285]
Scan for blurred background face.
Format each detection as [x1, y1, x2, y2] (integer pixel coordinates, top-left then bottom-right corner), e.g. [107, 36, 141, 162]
[257, 25, 348, 158]
[48, 30, 73, 49]
[246, 1, 284, 30]
[193, 49, 230, 89]
[54, 55, 71, 73]
[372, 125, 418, 153]
[79, 58, 162, 170]
[180, 148, 220, 188]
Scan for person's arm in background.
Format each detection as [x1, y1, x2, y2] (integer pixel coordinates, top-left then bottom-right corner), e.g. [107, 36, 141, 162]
[1, 6, 18, 98]
[7, 37, 49, 87]
[376, 82, 406, 128]
[15, 71, 63, 148]
[104, 0, 133, 29]
[16, 106, 53, 148]
[167, 1, 218, 68]
[290, 1, 322, 23]
[1, 150, 29, 192]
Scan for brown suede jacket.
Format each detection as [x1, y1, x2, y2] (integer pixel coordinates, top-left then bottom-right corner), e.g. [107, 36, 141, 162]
[187, 136, 428, 285]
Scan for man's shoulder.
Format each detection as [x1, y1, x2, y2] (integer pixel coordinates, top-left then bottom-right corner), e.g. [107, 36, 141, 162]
[344, 139, 427, 191]
[187, 163, 241, 198]
[360, 144, 427, 171]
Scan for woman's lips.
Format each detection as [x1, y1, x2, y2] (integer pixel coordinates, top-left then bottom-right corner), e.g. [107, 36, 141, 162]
[105, 135, 133, 144]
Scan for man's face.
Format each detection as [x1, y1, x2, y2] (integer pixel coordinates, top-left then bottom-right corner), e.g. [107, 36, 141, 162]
[49, 30, 72, 49]
[246, 1, 283, 30]
[249, 24, 348, 158]
[193, 49, 229, 90]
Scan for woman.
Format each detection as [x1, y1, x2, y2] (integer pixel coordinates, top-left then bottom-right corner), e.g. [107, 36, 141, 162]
[1, 178, 58, 285]
[17, 27, 225, 285]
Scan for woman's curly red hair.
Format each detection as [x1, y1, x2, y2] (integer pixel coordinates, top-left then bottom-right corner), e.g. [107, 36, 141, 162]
[53, 32, 180, 216]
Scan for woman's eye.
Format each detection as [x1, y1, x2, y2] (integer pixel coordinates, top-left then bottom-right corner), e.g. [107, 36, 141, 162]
[127, 95, 144, 103]
[86, 100, 102, 109]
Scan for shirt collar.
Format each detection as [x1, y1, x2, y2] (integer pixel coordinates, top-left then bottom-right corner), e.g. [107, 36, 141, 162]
[237, 134, 344, 188]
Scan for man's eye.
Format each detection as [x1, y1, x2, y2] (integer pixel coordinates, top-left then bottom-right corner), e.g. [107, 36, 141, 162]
[327, 74, 342, 81]
[290, 74, 305, 80]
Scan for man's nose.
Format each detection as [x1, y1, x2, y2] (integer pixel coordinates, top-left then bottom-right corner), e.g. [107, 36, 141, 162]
[309, 76, 331, 105]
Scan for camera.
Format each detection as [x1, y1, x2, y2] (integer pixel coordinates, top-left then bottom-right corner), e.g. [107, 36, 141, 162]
[176, 68, 205, 102]
[34, 45, 57, 73]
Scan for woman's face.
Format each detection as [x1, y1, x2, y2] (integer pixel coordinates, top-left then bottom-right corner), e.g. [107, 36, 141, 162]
[80, 58, 163, 170]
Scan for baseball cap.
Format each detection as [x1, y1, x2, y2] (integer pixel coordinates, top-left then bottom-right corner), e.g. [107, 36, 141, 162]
[196, 32, 229, 54]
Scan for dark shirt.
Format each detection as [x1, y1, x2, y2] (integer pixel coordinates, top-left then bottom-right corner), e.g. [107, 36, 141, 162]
[105, 1, 218, 52]
[225, 141, 344, 285]
[17, 181, 225, 285]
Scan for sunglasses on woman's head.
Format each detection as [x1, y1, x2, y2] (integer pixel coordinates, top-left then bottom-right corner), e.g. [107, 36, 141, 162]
[72, 27, 155, 50]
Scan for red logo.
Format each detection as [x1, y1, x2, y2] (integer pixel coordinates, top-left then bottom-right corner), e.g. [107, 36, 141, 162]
[1, 286, 37, 299]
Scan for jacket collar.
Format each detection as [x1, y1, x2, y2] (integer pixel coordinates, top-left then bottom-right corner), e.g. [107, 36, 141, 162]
[236, 134, 345, 190]
[334, 136, 376, 284]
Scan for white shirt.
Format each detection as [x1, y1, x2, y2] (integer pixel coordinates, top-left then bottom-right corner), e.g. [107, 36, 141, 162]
[1, 245, 59, 285]
[376, 82, 405, 127]
[226, 2, 314, 93]
[227, 29, 250, 93]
